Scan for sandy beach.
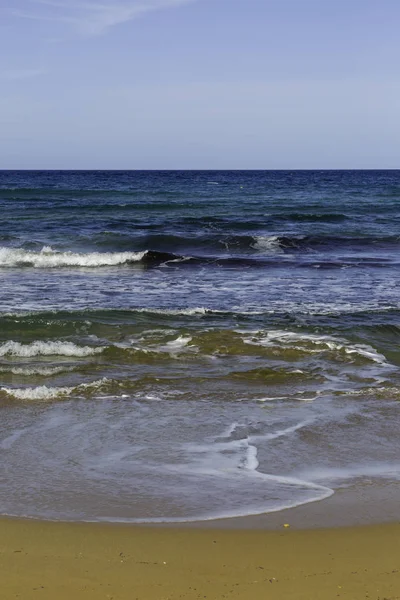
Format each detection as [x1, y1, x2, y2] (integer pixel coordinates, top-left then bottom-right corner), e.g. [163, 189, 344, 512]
[1, 518, 400, 600]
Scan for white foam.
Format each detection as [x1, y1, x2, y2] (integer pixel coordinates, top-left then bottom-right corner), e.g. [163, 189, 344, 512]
[130, 335, 196, 356]
[2, 385, 74, 401]
[135, 307, 209, 316]
[0, 246, 146, 268]
[345, 386, 400, 398]
[243, 330, 388, 365]
[1, 378, 110, 401]
[0, 340, 103, 358]
[252, 235, 284, 253]
[257, 394, 319, 403]
[187, 420, 313, 476]
[253, 420, 314, 444]
[123, 420, 333, 523]
[243, 444, 259, 471]
[0, 413, 335, 523]
[165, 335, 193, 351]
[0, 365, 75, 376]
[223, 422, 241, 437]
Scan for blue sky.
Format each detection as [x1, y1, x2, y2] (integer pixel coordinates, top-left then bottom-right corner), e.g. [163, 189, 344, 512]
[1, 0, 400, 169]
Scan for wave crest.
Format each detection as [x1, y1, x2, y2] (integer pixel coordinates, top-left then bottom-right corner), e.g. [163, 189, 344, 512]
[1, 378, 110, 401]
[243, 330, 389, 365]
[0, 340, 102, 358]
[0, 246, 147, 268]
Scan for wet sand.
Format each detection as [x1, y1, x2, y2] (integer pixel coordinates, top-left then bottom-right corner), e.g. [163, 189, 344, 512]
[1, 518, 400, 600]
[194, 482, 400, 530]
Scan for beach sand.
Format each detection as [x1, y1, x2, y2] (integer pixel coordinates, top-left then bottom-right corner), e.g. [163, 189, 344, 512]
[1, 518, 400, 599]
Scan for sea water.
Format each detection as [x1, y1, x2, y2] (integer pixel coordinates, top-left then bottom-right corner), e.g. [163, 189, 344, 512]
[0, 170, 399, 522]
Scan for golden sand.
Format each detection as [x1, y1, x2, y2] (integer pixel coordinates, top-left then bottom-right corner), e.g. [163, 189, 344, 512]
[1, 518, 400, 599]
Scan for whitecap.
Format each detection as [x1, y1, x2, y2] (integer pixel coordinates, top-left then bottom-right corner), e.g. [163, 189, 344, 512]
[0, 246, 146, 268]
[243, 330, 389, 365]
[0, 365, 76, 376]
[251, 235, 283, 253]
[1, 378, 110, 401]
[0, 340, 103, 358]
[164, 335, 194, 351]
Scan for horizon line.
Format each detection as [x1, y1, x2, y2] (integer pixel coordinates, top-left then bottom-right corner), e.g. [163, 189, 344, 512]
[1, 168, 400, 172]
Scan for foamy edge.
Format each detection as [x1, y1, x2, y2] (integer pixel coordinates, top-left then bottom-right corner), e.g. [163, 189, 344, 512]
[0, 246, 146, 268]
[0, 340, 103, 358]
[1, 377, 110, 401]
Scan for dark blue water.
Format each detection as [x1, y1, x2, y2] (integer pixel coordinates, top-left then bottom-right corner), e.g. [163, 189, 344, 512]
[0, 170, 399, 523]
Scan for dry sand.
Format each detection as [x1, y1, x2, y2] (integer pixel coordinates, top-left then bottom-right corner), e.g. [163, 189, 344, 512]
[1, 518, 400, 599]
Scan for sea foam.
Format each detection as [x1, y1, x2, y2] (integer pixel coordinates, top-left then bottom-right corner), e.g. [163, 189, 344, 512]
[1, 378, 110, 401]
[243, 330, 388, 365]
[0, 246, 146, 268]
[0, 365, 75, 376]
[252, 235, 284, 253]
[0, 340, 103, 358]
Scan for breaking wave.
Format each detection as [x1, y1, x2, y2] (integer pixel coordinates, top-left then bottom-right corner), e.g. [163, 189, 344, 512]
[1, 232, 399, 270]
[0, 247, 183, 268]
[0, 340, 103, 358]
[0, 365, 75, 376]
[243, 330, 389, 365]
[252, 234, 400, 253]
[1, 378, 110, 401]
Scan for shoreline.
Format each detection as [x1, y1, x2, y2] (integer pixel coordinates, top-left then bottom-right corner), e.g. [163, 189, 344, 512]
[191, 481, 400, 530]
[1, 517, 400, 600]
[3, 479, 400, 531]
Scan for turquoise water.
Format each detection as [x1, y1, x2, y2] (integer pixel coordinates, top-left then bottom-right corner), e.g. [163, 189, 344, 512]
[0, 170, 400, 522]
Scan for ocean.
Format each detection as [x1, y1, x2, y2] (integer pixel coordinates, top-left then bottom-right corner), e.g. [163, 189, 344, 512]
[0, 169, 399, 523]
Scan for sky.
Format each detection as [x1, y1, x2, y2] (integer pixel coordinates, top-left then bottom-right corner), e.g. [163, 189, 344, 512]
[1, 0, 400, 169]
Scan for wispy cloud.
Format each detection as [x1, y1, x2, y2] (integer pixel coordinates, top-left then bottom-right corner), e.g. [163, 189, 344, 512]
[0, 67, 47, 80]
[11, 0, 194, 36]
